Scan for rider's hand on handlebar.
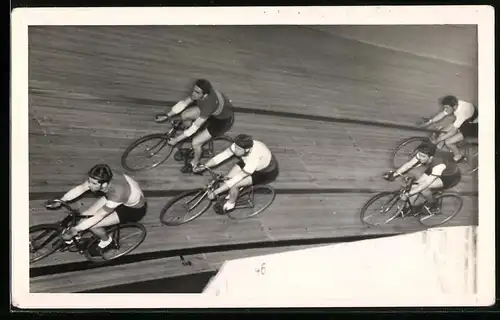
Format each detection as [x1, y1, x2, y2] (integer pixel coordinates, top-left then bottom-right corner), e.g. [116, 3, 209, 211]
[45, 199, 62, 209]
[155, 113, 169, 123]
[415, 117, 429, 127]
[207, 191, 217, 200]
[383, 171, 396, 182]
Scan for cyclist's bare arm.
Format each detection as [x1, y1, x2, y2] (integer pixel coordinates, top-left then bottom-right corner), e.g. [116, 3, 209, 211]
[174, 116, 208, 143]
[422, 110, 450, 128]
[213, 157, 258, 195]
[166, 97, 194, 118]
[393, 156, 420, 177]
[60, 181, 90, 202]
[434, 123, 459, 143]
[74, 199, 122, 232]
[204, 147, 234, 168]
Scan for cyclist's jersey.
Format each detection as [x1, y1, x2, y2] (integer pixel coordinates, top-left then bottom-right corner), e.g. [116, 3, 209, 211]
[424, 150, 459, 178]
[234, 140, 276, 174]
[102, 171, 145, 210]
[445, 99, 478, 128]
[198, 89, 234, 121]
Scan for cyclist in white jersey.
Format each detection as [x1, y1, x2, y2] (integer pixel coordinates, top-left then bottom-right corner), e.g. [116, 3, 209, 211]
[419, 95, 478, 162]
[194, 134, 279, 212]
[47, 164, 147, 256]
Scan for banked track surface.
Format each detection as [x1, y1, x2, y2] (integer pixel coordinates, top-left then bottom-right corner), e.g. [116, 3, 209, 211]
[27, 25, 478, 293]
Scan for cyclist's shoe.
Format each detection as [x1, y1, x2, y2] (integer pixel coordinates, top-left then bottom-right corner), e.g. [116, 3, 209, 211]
[180, 162, 195, 174]
[87, 239, 118, 257]
[213, 202, 226, 215]
[174, 149, 187, 162]
[191, 163, 204, 175]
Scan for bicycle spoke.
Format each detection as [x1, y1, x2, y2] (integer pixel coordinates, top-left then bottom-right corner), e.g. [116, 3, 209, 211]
[228, 186, 275, 220]
[419, 194, 463, 228]
[160, 189, 212, 226]
[361, 193, 404, 227]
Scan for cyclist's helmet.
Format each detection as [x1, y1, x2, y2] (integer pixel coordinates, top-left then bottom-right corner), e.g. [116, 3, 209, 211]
[88, 164, 113, 183]
[416, 141, 437, 157]
[440, 95, 458, 107]
[194, 79, 212, 95]
[234, 134, 254, 150]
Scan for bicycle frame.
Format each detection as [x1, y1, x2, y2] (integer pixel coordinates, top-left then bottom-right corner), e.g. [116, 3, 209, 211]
[380, 176, 421, 218]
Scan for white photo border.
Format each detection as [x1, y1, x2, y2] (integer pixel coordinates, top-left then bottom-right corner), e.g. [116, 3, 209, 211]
[11, 5, 495, 308]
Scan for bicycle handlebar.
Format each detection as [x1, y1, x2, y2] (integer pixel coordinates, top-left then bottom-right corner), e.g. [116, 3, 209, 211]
[45, 199, 79, 214]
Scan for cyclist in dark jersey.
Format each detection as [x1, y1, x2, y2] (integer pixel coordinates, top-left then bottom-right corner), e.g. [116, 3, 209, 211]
[385, 141, 461, 214]
[156, 79, 235, 173]
[48, 164, 147, 257]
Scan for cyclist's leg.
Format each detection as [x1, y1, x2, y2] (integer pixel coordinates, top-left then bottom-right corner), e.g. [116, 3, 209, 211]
[222, 163, 250, 209]
[190, 128, 212, 167]
[444, 131, 465, 161]
[421, 177, 444, 208]
[180, 107, 200, 128]
[407, 173, 434, 206]
[89, 212, 120, 242]
[88, 204, 147, 254]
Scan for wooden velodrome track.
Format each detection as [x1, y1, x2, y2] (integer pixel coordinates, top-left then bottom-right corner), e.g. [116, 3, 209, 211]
[28, 25, 478, 293]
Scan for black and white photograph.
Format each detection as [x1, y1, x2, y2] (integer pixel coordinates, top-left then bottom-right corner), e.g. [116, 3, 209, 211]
[11, 6, 495, 308]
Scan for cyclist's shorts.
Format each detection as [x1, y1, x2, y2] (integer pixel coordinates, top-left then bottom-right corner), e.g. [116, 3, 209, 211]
[439, 171, 462, 189]
[116, 202, 147, 223]
[460, 122, 478, 138]
[207, 115, 234, 137]
[237, 156, 279, 186]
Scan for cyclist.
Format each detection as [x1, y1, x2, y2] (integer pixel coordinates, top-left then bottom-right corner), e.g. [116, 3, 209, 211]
[384, 141, 461, 214]
[156, 79, 235, 174]
[418, 95, 478, 162]
[194, 134, 279, 212]
[47, 164, 147, 257]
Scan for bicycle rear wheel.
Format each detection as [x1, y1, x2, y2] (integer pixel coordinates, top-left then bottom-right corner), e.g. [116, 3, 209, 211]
[360, 192, 405, 227]
[458, 141, 478, 175]
[121, 133, 173, 172]
[228, 185, 276, 220]
[159, 189, 212, 226]
[29, 224, 63, 263]
[202, 135, 234, 159]
[83, 222, 147, 262]
[418, 193, 463, 228]
[390, 137, 427, 169]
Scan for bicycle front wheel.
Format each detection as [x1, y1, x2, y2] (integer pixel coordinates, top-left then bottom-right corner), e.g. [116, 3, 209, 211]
[83, 222, 147, 262]
[29, 224, 63, 263]
[228, 185, 276, 220]
[121, 133, 173, 172]
[159, 189, 212, 226]
[418, 193, 463, 228]
[390, 137, 427, 169]
[360, 192, 405, 227]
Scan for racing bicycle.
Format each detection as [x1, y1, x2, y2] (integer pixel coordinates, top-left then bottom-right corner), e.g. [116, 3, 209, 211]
[121, 115, 233, 172]
[390, 118, 478, 175]
[360, 173, 463, 228]
[29, 199, 147, 263]
[159, 165, 276, 225]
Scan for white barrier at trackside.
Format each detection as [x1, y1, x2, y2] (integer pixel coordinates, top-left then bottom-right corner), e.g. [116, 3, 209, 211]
[202, 226, 477, 305]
